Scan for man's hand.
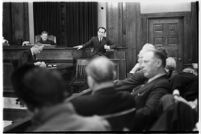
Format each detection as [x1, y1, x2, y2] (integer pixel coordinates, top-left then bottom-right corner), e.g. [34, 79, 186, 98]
[73, 45, 83, 50]
[34, 61, 46, 68]
[39, 61, 46, 68]
[34, 61, 42, 66]
[104, 45, 110, 50]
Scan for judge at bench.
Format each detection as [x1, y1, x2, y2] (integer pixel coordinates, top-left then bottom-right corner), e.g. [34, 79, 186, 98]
[36, 31, 56, 45]
[73, 27, 116, 57]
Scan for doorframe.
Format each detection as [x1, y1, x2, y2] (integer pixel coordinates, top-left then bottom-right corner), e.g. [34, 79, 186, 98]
[141, 12, 191, 70]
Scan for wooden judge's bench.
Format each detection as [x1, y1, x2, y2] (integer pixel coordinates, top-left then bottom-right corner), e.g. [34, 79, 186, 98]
[3, 45, 126, 97]
[3, 46, 127, 129]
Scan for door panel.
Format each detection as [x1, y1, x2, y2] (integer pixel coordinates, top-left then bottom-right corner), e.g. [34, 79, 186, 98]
[148, 18, 183, 70]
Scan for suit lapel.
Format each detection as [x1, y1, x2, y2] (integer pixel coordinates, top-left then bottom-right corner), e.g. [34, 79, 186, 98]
[132, 75, 167, 96]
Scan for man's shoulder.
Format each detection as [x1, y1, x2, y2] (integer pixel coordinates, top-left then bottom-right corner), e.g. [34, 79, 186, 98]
[151, 76, 171, 91]
[71, 94, 97, 104]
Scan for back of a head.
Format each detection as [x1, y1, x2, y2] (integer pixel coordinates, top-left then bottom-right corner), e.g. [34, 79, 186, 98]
[86, 56, 116, 83]
[11, 65, 67, 110]
[145, 49, 167, 68]
[182, 67, 195, 74]
[166, 57, 177, 71]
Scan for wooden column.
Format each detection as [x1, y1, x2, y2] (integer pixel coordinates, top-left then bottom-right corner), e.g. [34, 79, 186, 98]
[28, 2, 35, 44]
[191, 2, 198, 63]
[125, 3, 141, 72]
[107, 2, 141, 77]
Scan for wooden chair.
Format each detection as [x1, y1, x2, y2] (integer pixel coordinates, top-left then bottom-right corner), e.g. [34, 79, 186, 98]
[69, 59, 89, 93]
[35, 35, 56, 44]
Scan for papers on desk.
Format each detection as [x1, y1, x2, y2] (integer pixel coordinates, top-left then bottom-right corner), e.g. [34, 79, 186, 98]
[4, 97, 27, 109]
[4, 121, 13, 128]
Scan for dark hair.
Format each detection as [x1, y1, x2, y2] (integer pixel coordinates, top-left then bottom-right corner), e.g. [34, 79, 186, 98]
[153, 49, 167, 68]
[98, 27, 106, 32]
[41, 31, 48, 35]
[11, 65, 67, 109]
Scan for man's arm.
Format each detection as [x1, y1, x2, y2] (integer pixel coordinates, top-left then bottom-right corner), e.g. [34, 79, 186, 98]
[82, 37, 94, 48]
[114, 72, 146, 92]
[73, 37, 94, 50]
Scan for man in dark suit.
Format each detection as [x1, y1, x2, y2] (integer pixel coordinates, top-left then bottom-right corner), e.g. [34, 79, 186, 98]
[11, 65, 110, 132]
[37, 31, 55, 45]
[71, 56, 135, 116]
[115, 49, 170, 131]
[18, 44, 46, 68]
[73, 27, 116, 57]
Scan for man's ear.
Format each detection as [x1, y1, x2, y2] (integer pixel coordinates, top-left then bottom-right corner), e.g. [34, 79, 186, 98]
[156, 59, 162, 67]
[87, 75, 95, 89]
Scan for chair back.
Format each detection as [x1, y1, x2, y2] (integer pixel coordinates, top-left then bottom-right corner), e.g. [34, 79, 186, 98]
[101, 108, 136, 131]
[151, 101, 197, 131]
[35, 35, 56, 44]
[75, 59, 89, 82]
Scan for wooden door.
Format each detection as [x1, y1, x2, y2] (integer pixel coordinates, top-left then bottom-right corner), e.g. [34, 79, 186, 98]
[148, 18, 184, 70]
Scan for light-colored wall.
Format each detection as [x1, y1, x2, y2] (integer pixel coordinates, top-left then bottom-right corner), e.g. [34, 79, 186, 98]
[28, 2, 34, 44]
[140, 2, 191, 13]
[98, 2, 107, 28]
[98, 2, 191, 30]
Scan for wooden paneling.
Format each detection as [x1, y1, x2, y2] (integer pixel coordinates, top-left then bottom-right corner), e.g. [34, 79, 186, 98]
[107, 2, 141, 75]
[191, 2, 198, 63]
[125, 3, 141, 72]
[141, 11, 197, 70]
[148, 18, 184, 70]
[3, 108, 31, 121]
[3, 46, 126, 96]
[3, 46, 75, 97]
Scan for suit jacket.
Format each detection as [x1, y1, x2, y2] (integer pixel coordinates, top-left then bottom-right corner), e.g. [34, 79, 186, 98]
[131, 75, 170, 131]
[151, 101, 197, 131]
[170, 72, 198, 101]
[71, 84, 135, 116]
[82, 36, 116, 56]
[26, 103, 110, 132]
[18, 49, 36, 68]
[114, 72, 147, 92]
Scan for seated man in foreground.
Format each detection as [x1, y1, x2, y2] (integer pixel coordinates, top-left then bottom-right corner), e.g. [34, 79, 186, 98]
[71, 56, 135, 116]
[116, 49, 170, 131]
[11, 65, 110, 132]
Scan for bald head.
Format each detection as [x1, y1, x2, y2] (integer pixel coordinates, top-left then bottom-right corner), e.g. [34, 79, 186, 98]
[86, 56, 116, 83]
